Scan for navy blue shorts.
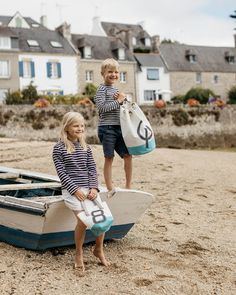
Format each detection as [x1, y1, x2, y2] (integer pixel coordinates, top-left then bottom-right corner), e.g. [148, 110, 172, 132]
[98, 125, 129, 158]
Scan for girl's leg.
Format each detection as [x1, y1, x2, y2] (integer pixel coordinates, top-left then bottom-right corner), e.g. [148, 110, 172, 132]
[74, 216, 86, 271]
[124, 155, 132, 189]
[93, 233, 110, 266]
[104, 157, 113, 191]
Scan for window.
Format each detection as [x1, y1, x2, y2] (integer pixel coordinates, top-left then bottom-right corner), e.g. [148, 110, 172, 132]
[0, 61, 10, 78]
[27, 40, 39, 47]
[118, 48, 125, 60]
[144, 90, 156, 101]
[84, 46, 92, 58]
[50, 41, 63, 48]
[226, 56, 235, 64]
[196, 72, 202, 84]
[19, 61, 35, 78]
[145, 38, 151, 46]
[0, 37, 11, 49]
[15, 17, 22, 28]
[120, 72, 127, 83]
[0, 89, 8, 103]
[147, 69, 159, 80]
[132, 37, 137, 46]
[189, 55, 197, 63]
[213, 74, 219, 84]
[85, 70, 93, 82]
[46, 62, 61, 79]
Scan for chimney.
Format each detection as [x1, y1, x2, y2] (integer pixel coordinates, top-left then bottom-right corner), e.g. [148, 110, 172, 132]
[125, 29, 133, 52]
[152, 35, 160, 53]
[91, 16, 106, 36]
[56, 22, 72, 41]
[40, 15, 47, 27]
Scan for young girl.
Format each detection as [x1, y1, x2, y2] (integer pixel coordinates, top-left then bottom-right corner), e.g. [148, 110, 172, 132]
[52, 111, 110, 271]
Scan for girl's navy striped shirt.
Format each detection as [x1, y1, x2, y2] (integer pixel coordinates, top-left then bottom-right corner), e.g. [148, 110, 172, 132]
[52, 141, 99, 195]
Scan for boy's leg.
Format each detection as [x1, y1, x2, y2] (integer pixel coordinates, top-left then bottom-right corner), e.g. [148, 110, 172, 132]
[74, 215, 86, 270]
[93, 233, 110, 266]
[124, 154, 132, 189]
[104, 157, 113, 191]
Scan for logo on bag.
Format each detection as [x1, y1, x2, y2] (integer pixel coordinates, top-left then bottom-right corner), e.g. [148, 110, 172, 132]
[91, 209, 106, 223]
[137, 120, 153, 148]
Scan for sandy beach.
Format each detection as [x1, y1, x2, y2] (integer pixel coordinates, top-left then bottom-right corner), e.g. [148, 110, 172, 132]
[0, 138, 236, 295]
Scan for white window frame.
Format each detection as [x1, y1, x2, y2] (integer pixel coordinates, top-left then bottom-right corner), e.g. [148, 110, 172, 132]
[144, 90, 156, 101]
[147, 68, 159, 80]
[189, 55, 197, 63]
[51, 62, 59, 79]
[0, 37, 11, 49]
[27, 40, 39, 47]
[132, 37, 137, 46]
[0, 60, 10, 78]
[196, 72, 202, 84]
[145, 38, 151, 46]
[22, 60, 32, 78]
[50, 41, 63, 48]
[118, 48, 125, 60]
[85, 70, 93, 82]
[120, 72, 127, 83]
[0, 88, 8, 103]
[84, 46, 92, 58]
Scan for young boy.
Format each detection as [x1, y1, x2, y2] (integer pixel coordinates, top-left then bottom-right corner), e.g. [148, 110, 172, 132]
[95, 58, 132, 196]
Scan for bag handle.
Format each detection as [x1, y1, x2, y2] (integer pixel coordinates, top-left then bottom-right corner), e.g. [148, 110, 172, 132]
[80, 198, 104, 216]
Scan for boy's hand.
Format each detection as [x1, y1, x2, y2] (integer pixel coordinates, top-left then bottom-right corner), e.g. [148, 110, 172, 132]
[74, 189, 86, 201]
[87, 188, 98, 200]
[114, 92, 126, 104]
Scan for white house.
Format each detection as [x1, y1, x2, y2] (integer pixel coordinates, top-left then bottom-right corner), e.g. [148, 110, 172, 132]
[135, 53, 171, 104]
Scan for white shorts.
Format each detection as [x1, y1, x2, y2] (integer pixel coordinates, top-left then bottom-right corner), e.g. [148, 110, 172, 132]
[62, 188, 101, 211]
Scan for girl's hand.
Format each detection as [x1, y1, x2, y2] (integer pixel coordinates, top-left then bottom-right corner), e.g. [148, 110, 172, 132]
[74, 189, 86, 201]
[87, 188, 98, 200]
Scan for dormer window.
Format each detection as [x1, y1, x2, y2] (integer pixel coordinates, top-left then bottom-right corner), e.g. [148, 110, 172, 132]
[15, 17, 22, 28]
[84, 46, 92, 58]
[27, 40, 39, 47]
[0, 37, 11, 49]
[118, 48, 125, 60]
[50, 41, 63, 48]
[225, 51, 235, 64]
[185, 49, 197, 63]
[132, 37, 137, 46]
[145, 38, 151, 47]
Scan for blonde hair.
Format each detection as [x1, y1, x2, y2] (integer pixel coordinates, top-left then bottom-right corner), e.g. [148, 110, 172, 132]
[60, 111, 87, 153]
[101, 58, 119, 75]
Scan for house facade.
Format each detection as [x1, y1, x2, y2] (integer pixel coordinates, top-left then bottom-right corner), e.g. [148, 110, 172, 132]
[160, 43, 236, 99]
[0, 12, 78, 101]
[135, 53, 170, 104]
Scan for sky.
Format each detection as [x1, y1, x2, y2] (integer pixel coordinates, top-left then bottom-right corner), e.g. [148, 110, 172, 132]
[1, 0, 236, 47]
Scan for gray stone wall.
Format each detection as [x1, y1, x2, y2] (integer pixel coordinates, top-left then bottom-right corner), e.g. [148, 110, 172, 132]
[0, 104, 236, 149]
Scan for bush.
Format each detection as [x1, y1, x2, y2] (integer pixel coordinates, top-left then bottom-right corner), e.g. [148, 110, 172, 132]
[171, 95, 185, 104]
[85, 83, 97, 99]
[5, 91, 22, 104]
[21, 82, 38, 104]
[228, 86, 236, 104]
[184, 87, 215, 104]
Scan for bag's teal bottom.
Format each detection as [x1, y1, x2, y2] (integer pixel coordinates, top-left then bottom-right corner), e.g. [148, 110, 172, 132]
[90, 217, 114, 237]
[127, 138, 156, 155]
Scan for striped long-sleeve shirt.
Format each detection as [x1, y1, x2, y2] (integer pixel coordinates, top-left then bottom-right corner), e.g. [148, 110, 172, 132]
[52, 141, 99, 195]
[95, 84, 121, 126]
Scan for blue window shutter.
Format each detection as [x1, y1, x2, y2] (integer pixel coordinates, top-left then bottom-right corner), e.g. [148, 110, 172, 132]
[57, 63, 61, 78]
[31, 61, 35, 78]
[47, 62, 52, 78]
[59, 90, 64, 95]
[19, 61, 23, 77]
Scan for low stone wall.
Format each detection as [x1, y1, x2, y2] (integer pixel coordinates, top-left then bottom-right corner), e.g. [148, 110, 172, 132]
[0, 104, 236, 149]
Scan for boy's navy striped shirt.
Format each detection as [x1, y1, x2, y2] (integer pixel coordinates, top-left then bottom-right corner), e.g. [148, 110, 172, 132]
[95, 84, 121, 126]
[52, 141, 99, 195]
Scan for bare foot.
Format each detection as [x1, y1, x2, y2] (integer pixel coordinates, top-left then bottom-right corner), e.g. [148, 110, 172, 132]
[74, 256, 85, 272]
[93, 248, 110, 266]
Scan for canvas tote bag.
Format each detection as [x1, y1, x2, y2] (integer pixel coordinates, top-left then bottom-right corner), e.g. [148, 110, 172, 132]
[120, 101, 156, 155]
[78, 198, 113, 237]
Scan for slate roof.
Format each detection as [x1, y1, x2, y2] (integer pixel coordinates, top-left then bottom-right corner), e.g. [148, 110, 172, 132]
[101, 21, 151, 49]
[71, 34, 135, 61]
[135, 53, 166, 67]
[0, 15, 76, 55]
[160, 43, 236, 73]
